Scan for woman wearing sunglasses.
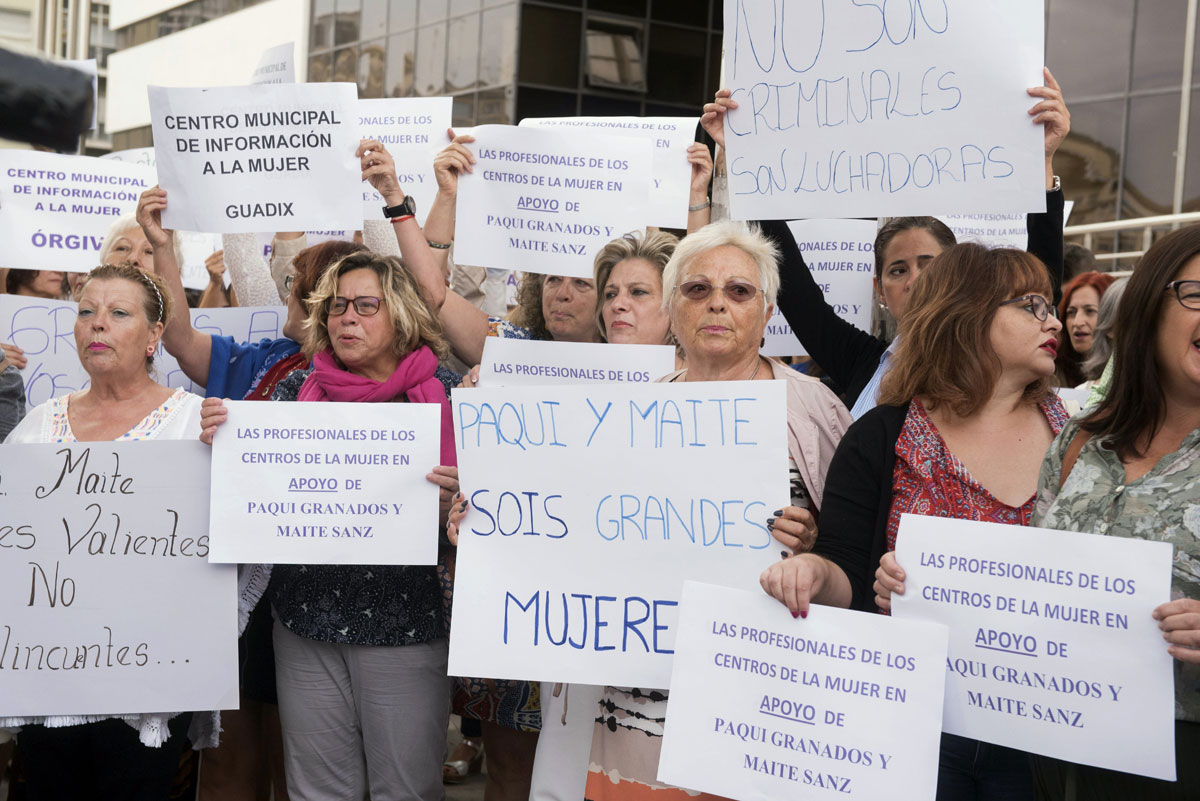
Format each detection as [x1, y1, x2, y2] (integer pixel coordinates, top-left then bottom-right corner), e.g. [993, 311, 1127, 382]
[761, 244, 1065, 800]
[577, 220, 851, 800]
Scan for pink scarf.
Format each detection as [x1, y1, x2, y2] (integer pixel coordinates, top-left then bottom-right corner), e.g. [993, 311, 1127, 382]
[298, 346, 457, 466]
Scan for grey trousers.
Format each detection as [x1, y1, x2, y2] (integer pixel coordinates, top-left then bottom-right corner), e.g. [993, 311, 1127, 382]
[273, 620, 450, 801]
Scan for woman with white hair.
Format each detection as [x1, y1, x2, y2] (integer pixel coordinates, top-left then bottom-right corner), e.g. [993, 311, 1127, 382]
[581, 220, 851, 800]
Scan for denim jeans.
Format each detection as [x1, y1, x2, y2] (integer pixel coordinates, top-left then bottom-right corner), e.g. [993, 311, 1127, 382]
[937, 733, 1035, 801]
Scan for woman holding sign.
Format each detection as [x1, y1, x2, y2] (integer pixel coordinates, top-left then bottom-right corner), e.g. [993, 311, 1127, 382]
[760, 244, 1067, 799]
[3, 263, 205, 798]
[700, 70, 1071, 418]
[585, 220, 851, 800]
[201, 250, 461, 801]
[1028, 226, 1200, 798]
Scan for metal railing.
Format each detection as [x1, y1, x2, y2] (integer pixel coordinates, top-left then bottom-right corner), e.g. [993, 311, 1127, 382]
[1064, 211, 1200, 266]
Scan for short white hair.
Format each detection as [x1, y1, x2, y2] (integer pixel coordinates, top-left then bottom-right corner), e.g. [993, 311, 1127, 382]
[97, 213, 185, 270]
[661, 220, 780, 310]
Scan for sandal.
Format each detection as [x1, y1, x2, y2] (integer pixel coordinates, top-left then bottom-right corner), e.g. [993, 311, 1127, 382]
[442, 737, 484, 783]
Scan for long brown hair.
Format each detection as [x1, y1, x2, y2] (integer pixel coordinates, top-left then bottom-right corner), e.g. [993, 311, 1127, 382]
[877, 243, 1054, 417]
[1081, 225, 1200, 457]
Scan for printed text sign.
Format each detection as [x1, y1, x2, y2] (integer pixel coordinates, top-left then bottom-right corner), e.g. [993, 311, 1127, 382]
[893, 514, 1176, 780]
[658, 582, 947, 801]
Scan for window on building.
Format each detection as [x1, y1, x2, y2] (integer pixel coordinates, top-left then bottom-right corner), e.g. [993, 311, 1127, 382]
[518, 4, 580, 88]
[585, 19, 644, 92]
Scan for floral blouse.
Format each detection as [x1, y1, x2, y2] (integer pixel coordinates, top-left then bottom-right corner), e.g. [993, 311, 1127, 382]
[886, 397, 1070, 552]
[1033, 418, 1200, 723]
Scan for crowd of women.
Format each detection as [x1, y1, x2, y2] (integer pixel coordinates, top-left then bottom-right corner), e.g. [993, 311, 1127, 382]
[0, 65, 1197, 801]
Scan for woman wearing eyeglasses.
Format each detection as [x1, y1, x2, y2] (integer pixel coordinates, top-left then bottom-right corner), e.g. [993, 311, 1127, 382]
[200, 250, 461, 800]
[760, 243, 1065, 800]
[1027, 226, 1200, 799]
[577, 220, 851, 801]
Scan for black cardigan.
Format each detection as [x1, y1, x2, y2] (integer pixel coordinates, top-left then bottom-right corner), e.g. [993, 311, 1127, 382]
[761, 190, 1066, 407]
[811, 402, 909, 613]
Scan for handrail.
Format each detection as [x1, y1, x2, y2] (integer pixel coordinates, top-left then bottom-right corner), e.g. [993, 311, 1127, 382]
[1063, 211, 1200, 266]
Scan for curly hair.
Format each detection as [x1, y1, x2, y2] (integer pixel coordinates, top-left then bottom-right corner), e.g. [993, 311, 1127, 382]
[304, 251, 450, 363]
[508, 273, 553, 340]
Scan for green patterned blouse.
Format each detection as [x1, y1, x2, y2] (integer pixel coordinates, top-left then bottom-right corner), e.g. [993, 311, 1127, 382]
[1033, 417, 1200, 722]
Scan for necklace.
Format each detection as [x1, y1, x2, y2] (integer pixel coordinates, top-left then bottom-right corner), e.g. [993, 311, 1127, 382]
[748, 357, 762, 381]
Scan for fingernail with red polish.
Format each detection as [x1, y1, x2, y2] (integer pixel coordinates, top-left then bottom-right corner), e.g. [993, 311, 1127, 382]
[800, 610, 808, 619]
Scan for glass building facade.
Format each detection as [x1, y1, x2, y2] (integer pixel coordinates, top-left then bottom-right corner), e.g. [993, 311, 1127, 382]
[1047, 0, 1200, 241]
[308, 0, 722, 127]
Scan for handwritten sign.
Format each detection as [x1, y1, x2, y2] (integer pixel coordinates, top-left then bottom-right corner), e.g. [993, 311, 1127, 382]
[762, 219, 877, 357]
[448, 381, 789, 687]
[148, 83, 361, 233]
[454, 125, 652, 278]
[657, 581, 947, 801]
[207, 401, 441, 565]
[250, 42, 295, 86]
[520, 116, 697, 229]
[722, 0, 1045, 219]
[0, 151, 153, 273]
[0, 441, 237, 717]
[358, 97, 452, 225]
[478, 339, 676, 387]
[0, 295, 285, 410]
[893, 514, 1176, 780]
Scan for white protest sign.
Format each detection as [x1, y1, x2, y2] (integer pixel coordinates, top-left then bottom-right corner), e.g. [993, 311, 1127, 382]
[177, 231, 226, 291]
[520, 117, 697, 229]
[940, 201, 1075, 250]
[0, 295, 285, 409]
[148, 83, 361, 233]
[454, 125, 652, 278]
[449, 381, 789, 687]
[250, 42, 295, 86]
[207, 401, 441, 565]
[63, 58, 99, 130]
[0, 441, 237, 717]
[256, 229, 354, 261]
[101, 147, 157, 172]
[0, 151, 153, 273]
[358, 97, 452, 225]
[762, 219, 877, 357]
[657, 582, 947, 801]
[893, 513, 1176, 780]
[478, 339, 676, 387]
[722, 0, 1045, 219]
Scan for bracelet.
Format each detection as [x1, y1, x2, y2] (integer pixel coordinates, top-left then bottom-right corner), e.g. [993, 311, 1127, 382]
[689, 198, 711, 212]
[426, 238, 452, 250]
[390, 214, 415, 224]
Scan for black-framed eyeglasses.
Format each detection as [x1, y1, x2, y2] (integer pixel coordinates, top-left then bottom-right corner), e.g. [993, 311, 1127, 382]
[675, 279, 761, 303]
[998, 294, 1057, 322]
[1166, 280, 1200, 310]
[328, 296, 382, 316]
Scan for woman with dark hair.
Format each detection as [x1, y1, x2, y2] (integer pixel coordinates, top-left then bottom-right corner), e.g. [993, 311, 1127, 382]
[760, 244, 1065, 799]
[1029, 226, 1200, 799]
[4, 268, 67, 299]
[701, 69, 1071, 417]
[1054, 270, 1116, 387]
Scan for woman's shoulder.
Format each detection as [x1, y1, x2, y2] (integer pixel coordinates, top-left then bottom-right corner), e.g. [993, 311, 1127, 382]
[3, 396, 62, 443]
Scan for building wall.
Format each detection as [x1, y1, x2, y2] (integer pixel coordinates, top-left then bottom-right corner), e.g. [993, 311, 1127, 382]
[106, 0, 307, 136]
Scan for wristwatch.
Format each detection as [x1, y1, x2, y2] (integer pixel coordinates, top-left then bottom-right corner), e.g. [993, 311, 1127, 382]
[383, 195, 417, 219]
